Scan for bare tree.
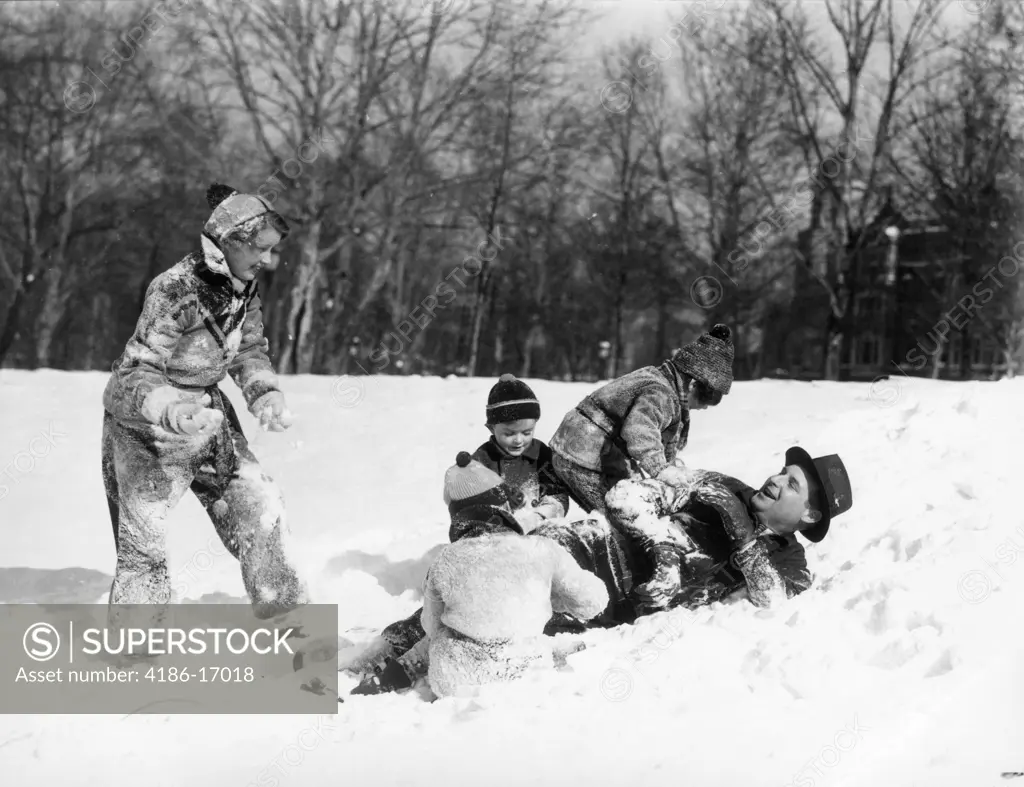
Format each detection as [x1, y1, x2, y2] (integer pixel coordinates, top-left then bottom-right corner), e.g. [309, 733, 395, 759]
[761, 0, 950, 379]
[666, 6, 803, 368]
[0, 3, 155, 367]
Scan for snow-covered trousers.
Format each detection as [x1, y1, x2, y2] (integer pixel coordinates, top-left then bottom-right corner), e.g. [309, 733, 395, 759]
[550, 452, 631, 515]
[427, 622, 547, 698]
[533, 517, 643, 624]
[101, 386, 308, 620]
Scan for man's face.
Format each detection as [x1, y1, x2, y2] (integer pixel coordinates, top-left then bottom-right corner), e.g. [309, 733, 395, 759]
[750, 463, 822, 535]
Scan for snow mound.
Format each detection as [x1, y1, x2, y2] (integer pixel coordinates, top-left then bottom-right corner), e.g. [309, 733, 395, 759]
[0, 371, 1021, 787]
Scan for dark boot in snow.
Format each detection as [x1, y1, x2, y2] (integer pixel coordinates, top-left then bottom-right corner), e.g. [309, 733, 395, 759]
[381, 609, 426, 657]
[350, 658, 413, 696]
[543, 612, 588, 636]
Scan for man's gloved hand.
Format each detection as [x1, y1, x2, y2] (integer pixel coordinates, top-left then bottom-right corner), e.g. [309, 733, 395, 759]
[252, 391, 293, 432]
[692, 480, 757, 548]
[163, 394, 223, 436]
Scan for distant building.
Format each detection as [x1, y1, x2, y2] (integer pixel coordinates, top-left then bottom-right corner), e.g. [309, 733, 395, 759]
[762, 203, 1012, 381]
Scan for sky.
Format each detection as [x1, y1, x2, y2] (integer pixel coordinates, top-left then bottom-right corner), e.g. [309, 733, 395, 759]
[567, 0, 981, 117]
[585, 0, 978, 38]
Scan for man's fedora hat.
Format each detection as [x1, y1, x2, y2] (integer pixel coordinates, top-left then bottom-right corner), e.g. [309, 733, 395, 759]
[785, 447, 852, 543]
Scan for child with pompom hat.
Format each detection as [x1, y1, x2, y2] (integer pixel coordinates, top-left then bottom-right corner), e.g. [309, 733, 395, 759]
[355, 452, 607, 698]
[100, 182, 307, 626]
[470, 374, 571, 533]
[350, 452, 606, 697]
[347, 374, 569, 687]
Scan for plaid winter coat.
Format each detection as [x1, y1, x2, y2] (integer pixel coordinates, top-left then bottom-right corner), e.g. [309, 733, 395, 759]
[549, 361, 690, 479]
[471, 437, 570, 518]
[103, 235, 280, 427]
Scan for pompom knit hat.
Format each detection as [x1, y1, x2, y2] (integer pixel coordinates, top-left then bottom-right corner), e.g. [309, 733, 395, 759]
[671, 324, 735, 396]
[443, 451, 524, 515]
[486, 374, 540, 425]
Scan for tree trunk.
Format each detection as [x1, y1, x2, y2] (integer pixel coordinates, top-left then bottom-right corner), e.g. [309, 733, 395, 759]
[34, 265, 66, 369]
[931, 334, 946, 379]
[34, 182, 76, 368]
[468, 273, 492, 377]
[754, 315, 768, 378]
[655, 285, 669, 362]
[610, 270, 626, 378]
[467, 69, 516, 377]
[279, 217, 324, 375]
[493, 307, 505, 372]
[0, 284, 29, 367]
[521, 323, 543, 378]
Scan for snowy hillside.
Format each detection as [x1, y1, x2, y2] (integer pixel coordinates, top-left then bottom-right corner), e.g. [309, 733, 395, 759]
[1, 369, 1022, 787]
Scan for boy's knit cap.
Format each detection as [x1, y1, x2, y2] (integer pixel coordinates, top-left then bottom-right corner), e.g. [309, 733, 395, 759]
[486, 374, 540, 425]
[671, 324, 735, 395]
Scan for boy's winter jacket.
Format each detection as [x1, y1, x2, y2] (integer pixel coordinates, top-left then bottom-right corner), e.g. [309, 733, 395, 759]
[103, 235, 280, 428]
[549, 361, 690, 481]
[471, 437, 570, 519]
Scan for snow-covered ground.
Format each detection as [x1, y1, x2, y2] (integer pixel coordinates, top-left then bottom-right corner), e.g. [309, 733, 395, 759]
[1, 369, 1022, 786]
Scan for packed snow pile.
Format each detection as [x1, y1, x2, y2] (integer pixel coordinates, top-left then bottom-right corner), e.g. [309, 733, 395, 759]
[0, 370, 1022, 787]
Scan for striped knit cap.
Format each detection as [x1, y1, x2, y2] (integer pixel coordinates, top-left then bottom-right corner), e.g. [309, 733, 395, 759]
[671, 323, 735, 396]
[486, 374, 540, 425]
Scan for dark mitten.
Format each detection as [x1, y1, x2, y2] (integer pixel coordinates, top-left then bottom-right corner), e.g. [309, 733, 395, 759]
[630, 543, 683, 615]
[729, 538, 789, 607]
[693, 471, 757, 499]
[692, 480, 756, 547]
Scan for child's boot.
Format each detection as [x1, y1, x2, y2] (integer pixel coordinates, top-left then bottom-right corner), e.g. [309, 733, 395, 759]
[350, 657, 414, 696]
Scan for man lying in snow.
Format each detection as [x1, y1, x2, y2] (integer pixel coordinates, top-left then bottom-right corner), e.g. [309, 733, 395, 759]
[549, 446, 852, 621]
[350, 446, 852, 696]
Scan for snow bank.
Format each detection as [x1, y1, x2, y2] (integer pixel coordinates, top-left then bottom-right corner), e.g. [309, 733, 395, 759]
[1, 370, 1022, 786]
